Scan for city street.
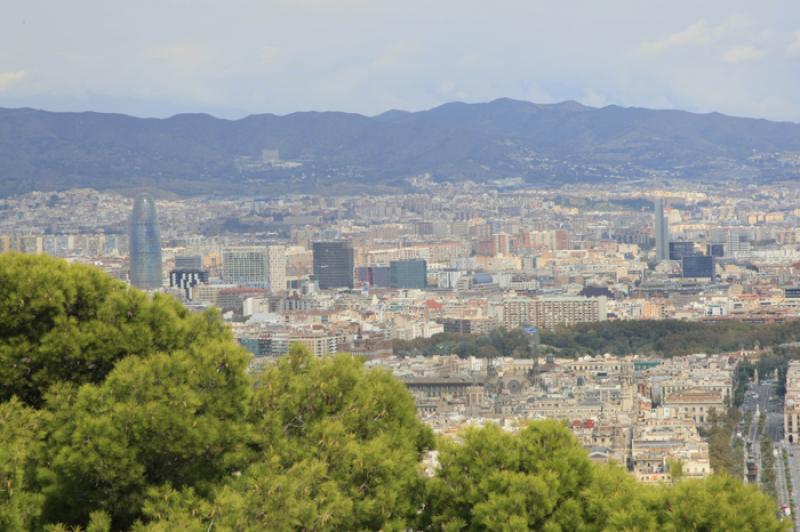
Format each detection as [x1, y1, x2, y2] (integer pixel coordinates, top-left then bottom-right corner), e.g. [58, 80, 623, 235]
[741, 380, 794, 527]
[748, 378, 800, 530]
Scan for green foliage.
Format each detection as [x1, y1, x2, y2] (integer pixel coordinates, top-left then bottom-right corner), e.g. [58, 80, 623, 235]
[655, 475, 786, 531]
[734, 361, 754, 407]
[423, 421, 594, 531]
[246, 345, 433, 529]
[135, 344, 435, 530]
[761, 436, 777, 500]
[423, 422, 788, 532]
[702, 406, 740, 476]
[0, 253, 229, 407]
[394, 328, 533, 359]
[667, 459, 684, 482]
[541, 319, 800, 358]
[0, 398, 46, 531]
[37, 340, 253, 529]
[395, 320, 800, 360]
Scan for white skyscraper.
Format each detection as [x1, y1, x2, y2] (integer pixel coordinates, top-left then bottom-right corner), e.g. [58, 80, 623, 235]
[222, 245, 286, 291]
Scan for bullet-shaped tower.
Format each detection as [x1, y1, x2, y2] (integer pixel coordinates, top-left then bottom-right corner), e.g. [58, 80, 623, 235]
[129, 194, 163, 289]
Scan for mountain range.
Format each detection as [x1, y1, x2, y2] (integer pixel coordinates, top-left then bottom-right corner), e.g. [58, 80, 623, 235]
[1, 98, 800, 197]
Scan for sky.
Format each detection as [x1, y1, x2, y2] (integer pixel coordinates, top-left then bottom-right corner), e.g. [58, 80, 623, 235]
[1, 0, 800, 121]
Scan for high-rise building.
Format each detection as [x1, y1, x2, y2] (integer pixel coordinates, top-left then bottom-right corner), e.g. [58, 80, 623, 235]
[266, 245, 287, 292]
[175, 254, 203, 270]
[654, 198, 670, 262]
[669, 241, 696, 260]
[390, 259, 427, 289]
[223, 247, 266, 287]
[313, 241, 354, 289]
[531, 297, 607, 329]
[707, 243, 725, 258]
[129, 194, 163, 289]
[222, 246, 286, 291]
[357, 266, 391, 287]
[502, 297, 535, 330]
[682, 255, 714, 279]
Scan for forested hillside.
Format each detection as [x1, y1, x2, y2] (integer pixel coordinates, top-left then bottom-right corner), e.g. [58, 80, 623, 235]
[2, 98, 800, 196]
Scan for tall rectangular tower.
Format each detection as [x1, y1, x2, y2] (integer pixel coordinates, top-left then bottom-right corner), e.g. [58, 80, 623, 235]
[222, 247, 268, 288]
[654, 198, 670, 262]
[390, 259, 427, 289]
[222, 245, 286, 291]
[266, 245, 287, 293]
[313, 241, 354, 289]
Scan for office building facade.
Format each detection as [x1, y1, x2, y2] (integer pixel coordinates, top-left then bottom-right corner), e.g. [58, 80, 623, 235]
[682, 255, 714, 279]
[390, 259, 427, 289]
[129, 194, 163, 289]
[707, 244, 725, 258]
[313, 241, 354, 289]
[531, 297, 607, 330]
[174, 254, 203, 270]
[669, 241, 696, 260]
[222, 246, 286, 291]
[357, 266, 391, 287]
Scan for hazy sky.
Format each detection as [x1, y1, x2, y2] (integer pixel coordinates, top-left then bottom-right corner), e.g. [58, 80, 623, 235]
[2, 0, 799, 121]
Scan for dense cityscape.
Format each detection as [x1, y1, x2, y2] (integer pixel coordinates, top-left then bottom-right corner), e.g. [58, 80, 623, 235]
[4, 176, 800, 525]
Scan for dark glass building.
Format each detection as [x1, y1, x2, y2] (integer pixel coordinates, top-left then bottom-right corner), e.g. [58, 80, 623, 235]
[669, 241, 696, 260]
[313, 241, 354, 289]
[390, 259, 427, 289]
[129, 194, 163, 289]
[356, 266, 391, 287]
[707, 244, 725, 257]
[682, 255, 714, 279]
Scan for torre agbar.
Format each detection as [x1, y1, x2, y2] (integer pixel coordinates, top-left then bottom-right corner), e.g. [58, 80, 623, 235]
[129, 194, 163, 290]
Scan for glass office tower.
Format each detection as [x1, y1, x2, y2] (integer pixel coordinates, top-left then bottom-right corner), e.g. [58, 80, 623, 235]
[390, 259, 427, 289]
[129, 194, 163, 289]
[313, 241, 354, 289]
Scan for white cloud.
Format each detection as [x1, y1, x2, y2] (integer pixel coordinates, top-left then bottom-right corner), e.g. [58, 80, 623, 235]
[0, 70, 27, 90]
[722, 45, 764, 64]
[638, 21, 721, 55]
[636, 16, 755, 56]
